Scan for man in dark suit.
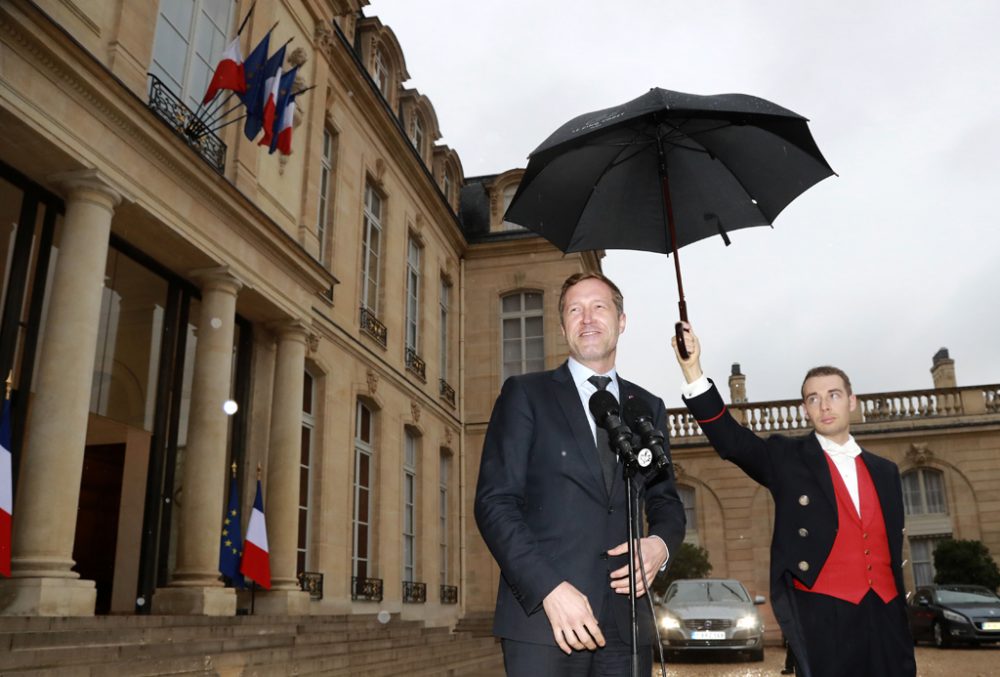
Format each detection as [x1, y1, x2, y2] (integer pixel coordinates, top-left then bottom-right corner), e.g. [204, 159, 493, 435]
[671, 324, 916, 677]
[475, 272, 686, 676]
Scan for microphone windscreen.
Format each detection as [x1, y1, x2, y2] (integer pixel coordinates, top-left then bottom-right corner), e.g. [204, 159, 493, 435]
[622, 395, 653, 427]
[588, 389, 619, 421]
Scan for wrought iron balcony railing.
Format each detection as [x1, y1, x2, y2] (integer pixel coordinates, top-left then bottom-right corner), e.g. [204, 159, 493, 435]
[402, 580, 427, 604]
[298, 571, 324, 600]
[359, 306, 387, 347]
[405, 347, 426, 381]
[439, 379, 456, 407]
[147, 75, 226, 173]
[440, 584, 459, 604]
[351, 575, 383, 602]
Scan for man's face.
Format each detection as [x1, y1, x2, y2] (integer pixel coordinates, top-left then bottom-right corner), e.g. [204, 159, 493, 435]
[560, 278, 625, 372]
[802, 374, 856, 442]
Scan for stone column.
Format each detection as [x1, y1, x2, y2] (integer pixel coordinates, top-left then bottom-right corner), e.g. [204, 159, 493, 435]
[255, 321, 310, 615]
[153, 269, 241, 616]
[0, 171, 120, 616]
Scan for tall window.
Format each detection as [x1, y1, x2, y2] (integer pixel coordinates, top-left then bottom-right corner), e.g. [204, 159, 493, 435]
[678, 486, 697, 535]
[403, 431, 417, 583]
[317, 129, 338, 265]
[374, 46, 389, 97]
[150, 0, 236, 109]
[405, 238, 421, 352]
[411, 115, 425, 156]
[353, 401, 374, 580]
[361, 183, 383, 314]
[500, 184, 525, 231]
[439, 453, 450, 585]
[439, 279, 451, 379]
[442, 170, 453, 205]
[902, 468, 947, 516]
[298, 371, 316, 575]
[911, 537, 946, 586]
[501, 292, 544, 381]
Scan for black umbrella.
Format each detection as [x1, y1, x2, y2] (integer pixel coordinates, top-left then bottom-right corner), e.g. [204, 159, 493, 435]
[504, 87, 835, 355]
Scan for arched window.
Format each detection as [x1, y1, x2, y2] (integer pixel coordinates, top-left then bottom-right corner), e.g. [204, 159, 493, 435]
[353, 401, 375, 585]
[678, 485, 697, 535]
[501, 292, 544, 381]
[902, 468, 947, 515]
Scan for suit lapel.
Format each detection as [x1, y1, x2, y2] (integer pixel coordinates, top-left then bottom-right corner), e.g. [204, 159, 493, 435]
[802, 434, 838, 513]
[551, 363, 607, 494]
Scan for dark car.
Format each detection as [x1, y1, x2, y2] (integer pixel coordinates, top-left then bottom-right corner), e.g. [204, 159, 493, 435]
[907, 584, 1000, 647]
[655, 578, 766, 661]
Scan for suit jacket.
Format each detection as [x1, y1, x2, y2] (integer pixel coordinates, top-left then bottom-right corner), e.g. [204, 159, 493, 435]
[474, 362, 686, 646]
[684, 383, 908, 677]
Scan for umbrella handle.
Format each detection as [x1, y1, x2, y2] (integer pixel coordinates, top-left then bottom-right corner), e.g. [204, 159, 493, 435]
[675, 322, 689, 360]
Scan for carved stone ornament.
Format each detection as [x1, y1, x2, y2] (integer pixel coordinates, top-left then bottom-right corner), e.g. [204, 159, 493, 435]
[445, 428, 453, 446]
[906, 443, 935, 466]
[411, 400, 421, 423]
[288, 47, 308, 68]
[671, 461, 684, 478]
[314, 20, 334, 52]
[366, 368, 379, 395]
[375, 157, 386, 183]
[513, 272, 526, 288]
[307, 333, 320, 355]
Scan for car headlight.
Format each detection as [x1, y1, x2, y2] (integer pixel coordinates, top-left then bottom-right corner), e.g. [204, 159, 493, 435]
[942, 609, 969, 624]
[736, 615, 758, 630]
[660, 615, 681, 630]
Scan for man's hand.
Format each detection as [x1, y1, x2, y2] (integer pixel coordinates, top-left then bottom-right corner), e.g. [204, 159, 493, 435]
[608, 537, 668, 597]
[542, 581, 606, 654]
[670, 321, 704, 384]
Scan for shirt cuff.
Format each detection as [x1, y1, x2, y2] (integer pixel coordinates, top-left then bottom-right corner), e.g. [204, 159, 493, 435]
[649, 534, 670, 571]
[680, 374, 711, 400]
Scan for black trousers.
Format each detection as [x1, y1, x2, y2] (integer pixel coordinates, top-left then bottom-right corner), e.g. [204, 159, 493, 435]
[793, 589, 916, 677]
[501, 592, 652, 677]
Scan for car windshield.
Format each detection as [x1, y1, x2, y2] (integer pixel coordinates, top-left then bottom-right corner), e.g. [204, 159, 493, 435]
[666, 581, 750, 603]
[936, 588, 1000, 605]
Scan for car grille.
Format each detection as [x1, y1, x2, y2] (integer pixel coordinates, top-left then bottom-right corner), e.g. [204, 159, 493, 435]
[683, 619, 734, 630]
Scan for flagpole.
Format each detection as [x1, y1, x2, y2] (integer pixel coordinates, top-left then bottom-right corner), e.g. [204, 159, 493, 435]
[201, 30, 290, 128]
[249, 462, 261, 615]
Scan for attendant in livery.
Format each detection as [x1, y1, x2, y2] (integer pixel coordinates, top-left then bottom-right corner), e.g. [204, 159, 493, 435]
[475, 272, 686, 676]
[671, 324, 915, 677]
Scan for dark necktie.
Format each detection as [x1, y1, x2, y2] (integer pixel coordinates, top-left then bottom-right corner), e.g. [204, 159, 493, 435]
[588, 375, 616, 493]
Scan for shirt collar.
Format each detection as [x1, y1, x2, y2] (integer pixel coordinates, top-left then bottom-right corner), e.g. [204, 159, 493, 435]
[815, 432, 862, 459]
[567, 357, 617, 388]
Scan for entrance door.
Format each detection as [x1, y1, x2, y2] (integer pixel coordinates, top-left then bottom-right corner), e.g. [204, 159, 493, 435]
[73, 444, 125, 615]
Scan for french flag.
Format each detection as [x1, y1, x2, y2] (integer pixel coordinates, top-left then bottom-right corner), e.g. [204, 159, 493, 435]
[202, 37, 245, 104]
[256, 66, 283, 147]
[265, 66, 299, 154]
[240, 478, 271, 589]
[1, 398, 13, 577]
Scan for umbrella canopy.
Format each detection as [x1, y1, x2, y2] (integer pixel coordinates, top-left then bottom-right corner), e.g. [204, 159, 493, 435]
[505, 87, 835, 255]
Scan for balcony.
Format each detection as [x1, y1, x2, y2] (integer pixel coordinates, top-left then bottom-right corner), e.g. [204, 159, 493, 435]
[405, 347, 426, 381]
[439, 379, 456, 407]
[359, 306, 387, 347]
[666, 384, 1000, 444]
[351, 576, 383, 602]
[147, 75, 226, 174]
[402, 580, 427, 604]
[440, 584, 459, 605]
[297, 571, 323, 600]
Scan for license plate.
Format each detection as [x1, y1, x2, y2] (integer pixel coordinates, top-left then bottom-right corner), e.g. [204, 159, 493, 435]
[690, 631, 726, 640]
[983, 621, 1000, 631]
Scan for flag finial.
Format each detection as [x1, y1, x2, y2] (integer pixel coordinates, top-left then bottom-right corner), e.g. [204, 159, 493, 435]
[256, 463, 262, 480]
[5, 371, 11, 401]
[231, 462, 237, 478]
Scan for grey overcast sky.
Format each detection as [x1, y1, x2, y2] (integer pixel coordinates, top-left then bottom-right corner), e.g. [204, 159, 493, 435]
[369, 0, 1000, 407]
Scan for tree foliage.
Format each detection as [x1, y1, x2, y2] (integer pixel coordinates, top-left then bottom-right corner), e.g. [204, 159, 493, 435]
[933, 539, 1000, 590]
[652, 542, 713, 596]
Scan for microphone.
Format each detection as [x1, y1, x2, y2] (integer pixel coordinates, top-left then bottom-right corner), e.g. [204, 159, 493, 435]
[588, 390, 644, 468]
[623, 396, 671, 475]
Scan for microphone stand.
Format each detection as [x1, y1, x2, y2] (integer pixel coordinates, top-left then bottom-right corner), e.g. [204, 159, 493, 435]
[611, 439, 642, 677]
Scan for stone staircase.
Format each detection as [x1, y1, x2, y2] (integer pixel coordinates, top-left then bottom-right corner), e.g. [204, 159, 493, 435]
[451, 612, 495, 640]
[0, 613, 504, 676]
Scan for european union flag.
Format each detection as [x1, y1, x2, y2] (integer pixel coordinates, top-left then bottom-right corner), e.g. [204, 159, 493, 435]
[219, 470, 244, 588]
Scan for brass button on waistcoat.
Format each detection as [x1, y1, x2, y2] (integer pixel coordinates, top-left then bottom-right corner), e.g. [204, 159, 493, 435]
[798, 495, 810, 506]
[798, 561, 810, 572]
[798, 528, 809, 538]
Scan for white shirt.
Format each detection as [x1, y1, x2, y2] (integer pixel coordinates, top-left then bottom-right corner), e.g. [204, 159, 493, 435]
[681, 374, 862, 513]
[567, 356, 620, 445]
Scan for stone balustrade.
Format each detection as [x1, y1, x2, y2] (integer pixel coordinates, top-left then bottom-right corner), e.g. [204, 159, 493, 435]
[667, 384, 1000, 443]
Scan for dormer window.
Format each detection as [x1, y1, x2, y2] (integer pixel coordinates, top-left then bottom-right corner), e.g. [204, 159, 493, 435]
[411, 115, 424, 155]
[374, 46, 390, 97]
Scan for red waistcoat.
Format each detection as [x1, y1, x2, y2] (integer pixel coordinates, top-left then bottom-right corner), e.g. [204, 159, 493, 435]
[793, 454, 898, 604]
